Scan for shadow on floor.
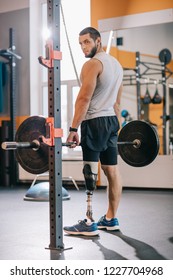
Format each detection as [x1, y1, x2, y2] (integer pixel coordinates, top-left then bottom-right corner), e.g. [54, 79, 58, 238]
[49, 230, 167, 260]
[168, 236, 173, 244]
[96, 230, 167, 260]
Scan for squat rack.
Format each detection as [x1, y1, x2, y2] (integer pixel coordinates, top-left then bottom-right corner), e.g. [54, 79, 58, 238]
[39, 0, 70, 257]
[123, 51, 173, 155]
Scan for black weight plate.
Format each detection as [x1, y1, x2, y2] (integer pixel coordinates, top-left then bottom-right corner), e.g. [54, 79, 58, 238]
[15, 116, 49, 174]
[118, 120, 159, 167]
[159, 48, 172, 65]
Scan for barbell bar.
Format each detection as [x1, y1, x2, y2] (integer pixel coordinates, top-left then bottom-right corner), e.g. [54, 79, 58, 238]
[1, 140, 40, 150]
[1, 141, 76, 150]
[1, 116, 160, 173]
[2, 139, 141, 150]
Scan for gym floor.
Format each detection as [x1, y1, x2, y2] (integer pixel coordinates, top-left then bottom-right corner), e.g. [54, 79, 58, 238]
[0, 186, 173, 260]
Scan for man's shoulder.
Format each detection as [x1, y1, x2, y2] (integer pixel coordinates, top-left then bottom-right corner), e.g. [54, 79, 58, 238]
[83, 57, 102, 68]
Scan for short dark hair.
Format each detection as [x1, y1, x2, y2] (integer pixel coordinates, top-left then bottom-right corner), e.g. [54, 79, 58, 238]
[79, 27, 101, 41]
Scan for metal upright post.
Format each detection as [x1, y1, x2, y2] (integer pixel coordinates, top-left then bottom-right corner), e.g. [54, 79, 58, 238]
[9, 28, 16, 141]
[47, 0, 64, 251]
[161, 62, 167, 154]
[9, 28, 17, 185]
[136, 52, 141, 120]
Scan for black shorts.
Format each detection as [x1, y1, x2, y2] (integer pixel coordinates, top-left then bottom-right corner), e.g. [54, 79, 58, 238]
[81, 116, 119, 165]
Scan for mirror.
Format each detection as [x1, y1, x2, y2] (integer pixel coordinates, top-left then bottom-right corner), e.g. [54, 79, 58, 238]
[101, 22, 173, 154]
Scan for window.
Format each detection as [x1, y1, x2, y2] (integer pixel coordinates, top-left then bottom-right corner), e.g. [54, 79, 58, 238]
[40, 0, 90, 159]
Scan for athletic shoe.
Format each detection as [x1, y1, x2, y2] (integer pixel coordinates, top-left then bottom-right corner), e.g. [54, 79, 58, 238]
[63, 219, 99, 236]
[97, 215, 120, 231]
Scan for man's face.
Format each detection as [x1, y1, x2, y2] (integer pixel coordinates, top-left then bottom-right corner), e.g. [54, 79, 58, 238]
[79, 33, 100, 58]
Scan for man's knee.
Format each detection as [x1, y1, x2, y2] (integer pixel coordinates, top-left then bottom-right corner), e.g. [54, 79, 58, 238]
[101, 164, 118, 178]
[83, 162, 98, 192]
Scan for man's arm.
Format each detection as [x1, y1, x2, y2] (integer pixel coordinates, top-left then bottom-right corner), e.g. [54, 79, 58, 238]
[114, 83, 123, 128]
[71, 59, 102, 128]
[66, 58, 102, 146]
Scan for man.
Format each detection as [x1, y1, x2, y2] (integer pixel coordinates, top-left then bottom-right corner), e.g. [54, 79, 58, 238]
[64, 27, 123, 236]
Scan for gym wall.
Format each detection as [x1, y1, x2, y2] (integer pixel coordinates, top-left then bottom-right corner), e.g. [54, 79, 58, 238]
[91, 0, 173, 27]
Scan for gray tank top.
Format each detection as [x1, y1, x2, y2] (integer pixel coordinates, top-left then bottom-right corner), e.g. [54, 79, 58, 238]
[85, 52, 123, 120]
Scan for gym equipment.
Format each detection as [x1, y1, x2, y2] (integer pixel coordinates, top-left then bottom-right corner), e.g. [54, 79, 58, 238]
[24, 182, 70, 201]
[60, 4, 81, 87]
[35, 0, 63, 252]
[123, 50, 173, 154]
[152, 86, 162, 104]
[1, 116, 160, 170]
[0, 28, 22, 185]
[15, 116, 48, 174]
[143, 84, 152, 104]
[159, 48, 172, 65]
[1, 116, 74, 174]
[118, 120, 159, 167]
[121, 110, 129, 119]
[121, 109, 133, 127]
[23, 172, 79, 202]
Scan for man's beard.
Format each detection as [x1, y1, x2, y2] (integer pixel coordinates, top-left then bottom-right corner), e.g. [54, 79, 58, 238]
[85, 45, 97, 58]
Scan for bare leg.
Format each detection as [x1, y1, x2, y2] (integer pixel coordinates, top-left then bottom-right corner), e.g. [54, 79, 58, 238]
[101, 164, 122, 218]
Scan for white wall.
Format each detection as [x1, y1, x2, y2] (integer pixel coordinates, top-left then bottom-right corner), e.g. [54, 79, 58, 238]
[0, 0, 29, 13]
[19, 155, 173, 189]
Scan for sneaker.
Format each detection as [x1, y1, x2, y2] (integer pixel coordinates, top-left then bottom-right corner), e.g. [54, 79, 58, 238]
[97, 215, 120, 231]
[63, 219, 99, 236]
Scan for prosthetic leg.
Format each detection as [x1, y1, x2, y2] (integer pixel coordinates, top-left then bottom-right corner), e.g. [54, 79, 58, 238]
[83, 163, 98, 222]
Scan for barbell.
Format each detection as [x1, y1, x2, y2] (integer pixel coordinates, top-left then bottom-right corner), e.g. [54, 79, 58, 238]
[1, 116, 160, 174]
